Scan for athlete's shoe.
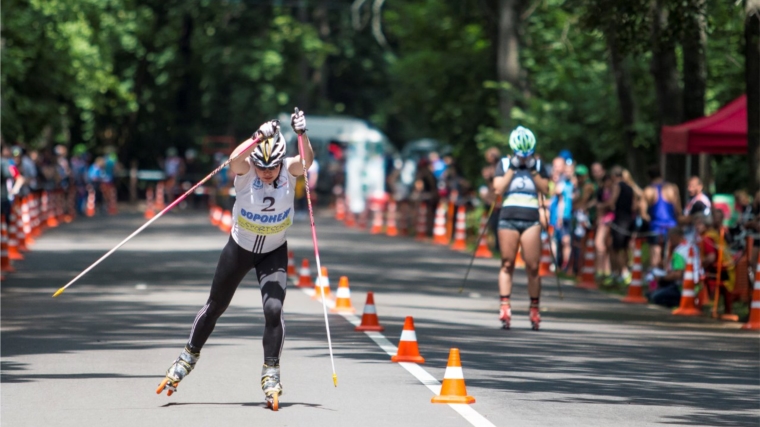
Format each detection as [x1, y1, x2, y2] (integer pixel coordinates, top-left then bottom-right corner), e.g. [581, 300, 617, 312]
[499, 303, 512, 330]
[261, 363, 283, 411]
[529, 306, 541, 331]
[156, 347, 200, 396]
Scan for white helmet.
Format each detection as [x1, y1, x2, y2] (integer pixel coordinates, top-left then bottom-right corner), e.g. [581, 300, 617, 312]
[251, 131, 286, 168]
[509, 126, 536, 157]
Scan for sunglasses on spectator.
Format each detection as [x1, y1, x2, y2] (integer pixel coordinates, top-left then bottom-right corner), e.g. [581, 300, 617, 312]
[255, 163, 281, 171]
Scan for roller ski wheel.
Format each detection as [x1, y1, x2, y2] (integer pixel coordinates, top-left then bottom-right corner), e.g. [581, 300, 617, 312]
[156, 347, 199, 396]
[499, 304, 511, 330]
[529, 307, 541, 331]
[265, 391, 280, 411]
[156, 377, 178, 396]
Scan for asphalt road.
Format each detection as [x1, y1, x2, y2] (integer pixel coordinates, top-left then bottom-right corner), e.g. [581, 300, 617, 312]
[2, 209, 759, 427]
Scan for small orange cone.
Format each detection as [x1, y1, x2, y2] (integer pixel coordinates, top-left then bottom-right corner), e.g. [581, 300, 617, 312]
[673, 246, 701, 316]
[415, 203, 428, 241]
[155, 181, 166, 210]
[386, 200, 398, 237]
[623, 238, 648, 303]
[21, 196, 34, 247]
[355, 292, 385, 331]
[539, 232, 554, 277]
[432, 201, 449, 245]
[44, 192, 59, 228]
[474, 211, 492, 258]
[391, 316, 425, 363]
[65, 187, 76, 223]
[450, 205, 467, 251]
[312, 266, 332, 300]
[13, 200, 27, 252]
[515, 246, 526, 269]
[31, 194, 41, 237]
[219, 210, 232, 234]
[431, 348, 475, 404]
[577, 230, 597, 289]
[7, 216, 23, 261]
[1, 216, 15, 273]
[335, 196, 346, 221]
[331, 276, 356, 313]
[370, 202, 384, 234]
[741, 253, 760, 330]
[297, 259, 313, 288]
[86, 186, 96, 217]
[209, 206, 222, 226]
[144, 187, 156, 219]
[287, 251, 297, 280]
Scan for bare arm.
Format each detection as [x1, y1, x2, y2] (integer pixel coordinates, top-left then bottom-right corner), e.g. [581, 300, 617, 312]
[229, 137, 260, 176]
[493, 169, 515, 194]
[287, 133, 314, 177]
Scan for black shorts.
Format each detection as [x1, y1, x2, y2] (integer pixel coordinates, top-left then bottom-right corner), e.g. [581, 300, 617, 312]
[498, 219, 541, 234]
[611, 219, 633, 250]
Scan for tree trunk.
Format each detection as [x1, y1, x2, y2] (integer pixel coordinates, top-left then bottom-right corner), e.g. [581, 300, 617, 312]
[681, 0, 707, 179]
[650, 0, 684, 195]
[313, 0, 331, 104]
[607, 30, 645, 183]
[497, 0, 522, 130]
[747, 0, 760, 194]
[298, 0, 311, 111]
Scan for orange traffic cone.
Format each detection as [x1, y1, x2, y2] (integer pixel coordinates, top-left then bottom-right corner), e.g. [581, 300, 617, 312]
[741, 253, 760, 330]
[450, 205, 467, 251]
[391, 316, 425, 363]
[623, 238, 647, 303]
[297, 259, 313, 288]
[335, 196, 346, 221]
[287, 251, 297, 280]
[331, 276, 356, 313]
[13, 200, 27, 252]
[44, 191, 59, 228]
[155, 181, 166, 210]
[21, 196, 34, 247]
[673, 246, 701, 316]
[7, 215, 23, 261]
[432, 201, 449, 245]
[209, 206, 222, 227]
[312, 266, 332, 300]
[355, 292, 385, 331]
[219, 210, 232, 234]
[31, 194, 42, 237]
[577, 230, 597, 289]
[386, 200, 399, 237]
[415, 203, 428, 241]
[539, 232, 554, 277]
[144, 187, 156, 219]
[357, 208, 368, 230]
[1, 216, 15, 273]
[370, 203, 384, 234]
[431, 348, 475, 404]
[474, 218, 493, 259]
[85, 186, 96, 217]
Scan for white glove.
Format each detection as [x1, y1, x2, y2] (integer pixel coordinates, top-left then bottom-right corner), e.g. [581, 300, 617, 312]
[291, 110, 307, 135]
[523, 156, 537, 170]
[255, 120, 278, 139]
[508, 156, 521, 170]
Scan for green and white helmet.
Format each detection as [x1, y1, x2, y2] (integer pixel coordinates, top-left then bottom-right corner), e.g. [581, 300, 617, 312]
[509, 126, 536, 157]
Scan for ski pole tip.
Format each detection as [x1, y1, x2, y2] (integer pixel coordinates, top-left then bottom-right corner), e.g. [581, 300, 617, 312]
[52, 287, 66, 298]
[332, 373, 337, 387]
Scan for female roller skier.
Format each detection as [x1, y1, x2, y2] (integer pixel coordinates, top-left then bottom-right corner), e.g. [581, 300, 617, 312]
[492, 126, 550, 330]
[156, 110, 312, 410]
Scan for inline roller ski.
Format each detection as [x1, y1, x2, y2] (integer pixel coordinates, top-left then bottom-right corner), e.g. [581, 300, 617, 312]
[156, 347, 200, 396]
[529, 306, 541, 331]
[499, 303, 512, 330]
[261, 363, 283, 411]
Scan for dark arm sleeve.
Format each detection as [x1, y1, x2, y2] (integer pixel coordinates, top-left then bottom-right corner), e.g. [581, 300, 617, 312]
[494, 158, 505, 177]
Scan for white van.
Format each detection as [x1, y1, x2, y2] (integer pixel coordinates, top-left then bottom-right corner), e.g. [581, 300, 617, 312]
[278, 113, 397, 213]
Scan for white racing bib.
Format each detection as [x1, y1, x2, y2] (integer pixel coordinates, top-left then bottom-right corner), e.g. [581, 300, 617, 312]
[231, 157, 297, 253]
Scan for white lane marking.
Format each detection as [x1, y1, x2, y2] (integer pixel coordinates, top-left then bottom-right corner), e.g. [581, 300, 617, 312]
[300, 286, 496, 427]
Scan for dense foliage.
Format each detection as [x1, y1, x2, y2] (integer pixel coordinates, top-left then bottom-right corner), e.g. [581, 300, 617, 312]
[1, 0, 750, 191]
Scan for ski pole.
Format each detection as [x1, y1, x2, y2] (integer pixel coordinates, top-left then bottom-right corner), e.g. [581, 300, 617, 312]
[459, 199, 497, 294]
[294, 107, 338, 387]
[539, 193, 564, 300]
[52, 134, 266, 298]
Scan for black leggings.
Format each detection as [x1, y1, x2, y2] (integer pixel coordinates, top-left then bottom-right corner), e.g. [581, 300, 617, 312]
[187, 237, 288, 360]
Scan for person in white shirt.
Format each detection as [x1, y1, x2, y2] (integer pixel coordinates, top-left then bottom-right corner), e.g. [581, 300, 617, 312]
[157, 110, 312, 409]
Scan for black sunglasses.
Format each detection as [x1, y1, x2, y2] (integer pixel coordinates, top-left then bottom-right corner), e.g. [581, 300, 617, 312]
[255, 163, 281, 171]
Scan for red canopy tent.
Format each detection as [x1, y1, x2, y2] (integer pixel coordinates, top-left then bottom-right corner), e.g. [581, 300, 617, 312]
[661, 95, 747, 154]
